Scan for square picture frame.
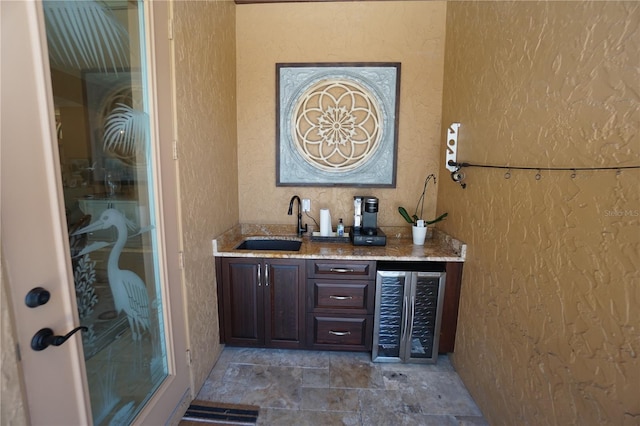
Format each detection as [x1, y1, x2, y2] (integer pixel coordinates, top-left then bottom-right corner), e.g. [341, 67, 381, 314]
[276, 62, 401, 187]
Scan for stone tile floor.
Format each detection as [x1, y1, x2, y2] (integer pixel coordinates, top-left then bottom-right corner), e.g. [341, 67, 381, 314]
[196, 347, 488, 425]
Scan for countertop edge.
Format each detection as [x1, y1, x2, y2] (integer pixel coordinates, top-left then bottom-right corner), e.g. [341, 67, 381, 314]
[212, 224, 466, 262]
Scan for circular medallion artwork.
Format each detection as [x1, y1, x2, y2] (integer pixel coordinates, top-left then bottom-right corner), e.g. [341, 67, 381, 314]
[291, 79, 383, 172]
[277, 63, 400, 187]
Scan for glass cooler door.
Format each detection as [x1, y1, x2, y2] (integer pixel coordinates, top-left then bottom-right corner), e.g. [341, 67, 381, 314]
[404, 272, 446, 362]
[372, 270, 409, 362]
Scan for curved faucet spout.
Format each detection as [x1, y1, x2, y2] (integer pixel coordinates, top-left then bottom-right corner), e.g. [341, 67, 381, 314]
[288, 195, 300, 215]
[287, 195, 307, 237]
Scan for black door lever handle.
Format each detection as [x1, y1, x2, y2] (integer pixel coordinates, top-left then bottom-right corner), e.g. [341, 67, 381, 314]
[31, 326, 88, 351]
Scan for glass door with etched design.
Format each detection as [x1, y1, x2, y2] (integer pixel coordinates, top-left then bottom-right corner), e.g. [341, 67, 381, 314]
[45, 1, 166, 423]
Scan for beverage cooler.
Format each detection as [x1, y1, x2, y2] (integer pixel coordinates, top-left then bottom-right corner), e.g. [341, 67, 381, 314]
[373, 262, 446, 363]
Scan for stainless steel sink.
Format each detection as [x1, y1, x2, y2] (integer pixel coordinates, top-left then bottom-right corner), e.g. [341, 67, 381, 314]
[234, 239, 302, 251]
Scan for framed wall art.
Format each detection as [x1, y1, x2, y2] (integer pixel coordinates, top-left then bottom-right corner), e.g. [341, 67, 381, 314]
[276, 62, 401, 187]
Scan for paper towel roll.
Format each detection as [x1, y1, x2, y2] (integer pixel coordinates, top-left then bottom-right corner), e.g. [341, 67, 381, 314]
[320, 209, 331, 236]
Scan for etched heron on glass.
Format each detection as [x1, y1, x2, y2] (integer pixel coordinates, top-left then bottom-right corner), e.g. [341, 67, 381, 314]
[74, 209, 150, 341]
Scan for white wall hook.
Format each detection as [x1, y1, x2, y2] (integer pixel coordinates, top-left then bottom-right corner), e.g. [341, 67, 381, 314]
[445, 122, 460, 172]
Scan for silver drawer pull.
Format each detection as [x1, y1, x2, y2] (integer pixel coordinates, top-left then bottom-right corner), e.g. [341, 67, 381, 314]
[329, 295, 353, 300]
[329, 268, 355, 273]
[328, 330, 351, 336]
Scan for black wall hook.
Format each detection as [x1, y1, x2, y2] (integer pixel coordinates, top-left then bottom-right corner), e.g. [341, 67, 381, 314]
[450, 168, 467, 189]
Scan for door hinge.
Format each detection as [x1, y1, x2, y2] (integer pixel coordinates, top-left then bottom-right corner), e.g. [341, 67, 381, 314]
[173, 140, 178, 160]
[168, 18, 174, 40]
[186, 349, 192, 366]
[178, 251, 184, 269]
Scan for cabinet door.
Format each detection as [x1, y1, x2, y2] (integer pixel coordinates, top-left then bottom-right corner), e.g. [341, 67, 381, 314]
[221, 258, 264, 346]
[264, 259, 306, 348]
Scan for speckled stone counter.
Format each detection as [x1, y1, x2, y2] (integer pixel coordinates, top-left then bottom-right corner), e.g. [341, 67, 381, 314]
[212, 224, 466, 262]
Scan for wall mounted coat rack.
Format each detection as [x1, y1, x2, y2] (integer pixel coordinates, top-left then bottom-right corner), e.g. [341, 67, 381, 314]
[444, 122, 640, 189]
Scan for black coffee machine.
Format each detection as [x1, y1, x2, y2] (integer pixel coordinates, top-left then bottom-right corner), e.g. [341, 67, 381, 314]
[351, 196, 387, 246]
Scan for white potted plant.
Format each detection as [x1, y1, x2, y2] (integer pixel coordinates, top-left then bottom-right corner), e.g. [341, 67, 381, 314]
[398, 173, 448, 245]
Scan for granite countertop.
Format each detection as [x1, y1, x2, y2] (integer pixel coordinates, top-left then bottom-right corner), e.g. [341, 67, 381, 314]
[212, 224, 466, 262]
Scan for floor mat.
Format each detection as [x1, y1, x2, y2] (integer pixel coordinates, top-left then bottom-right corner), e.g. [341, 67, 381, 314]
[180, 400, 259, 425]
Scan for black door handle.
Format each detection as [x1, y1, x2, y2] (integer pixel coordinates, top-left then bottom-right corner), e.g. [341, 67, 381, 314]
[31, 326, 88, 351]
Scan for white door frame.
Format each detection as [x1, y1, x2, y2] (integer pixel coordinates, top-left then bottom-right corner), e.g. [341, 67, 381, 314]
[1, 1, 189, 424]
[2, 1, 90, 423]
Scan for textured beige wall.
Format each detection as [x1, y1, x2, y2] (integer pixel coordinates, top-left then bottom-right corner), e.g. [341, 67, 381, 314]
[236, 1, 447, 229]
[173, 0, 238, 393]
[438, 2, 639, 425]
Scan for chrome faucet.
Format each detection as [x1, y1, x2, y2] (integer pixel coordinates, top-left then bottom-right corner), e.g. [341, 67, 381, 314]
[287, 195, 308, 237]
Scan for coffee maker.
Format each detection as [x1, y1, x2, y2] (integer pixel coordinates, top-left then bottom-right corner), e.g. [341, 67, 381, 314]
[351, 196, 386, 246]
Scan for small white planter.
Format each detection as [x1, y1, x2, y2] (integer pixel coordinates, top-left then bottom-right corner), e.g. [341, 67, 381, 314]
[412, 222, 427, 245]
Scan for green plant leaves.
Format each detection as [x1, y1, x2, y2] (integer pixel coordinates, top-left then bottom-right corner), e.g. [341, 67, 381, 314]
[425, 212, 448, 225]
[398, 207, 448, 225]
[398, 207, 415, 224]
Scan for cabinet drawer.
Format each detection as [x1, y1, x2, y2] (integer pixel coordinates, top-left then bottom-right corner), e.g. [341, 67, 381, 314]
[308, 280, 374, 314]
[307, 260, 375, 280]
[307, 315, 372, 351]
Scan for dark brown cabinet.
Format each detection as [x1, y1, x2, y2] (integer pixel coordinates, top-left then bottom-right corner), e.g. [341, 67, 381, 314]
[306, 259, 376, 351]
[218, 257, 305, 349]
[216, 255, 463, 354]
[439, 262, 463, 353]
